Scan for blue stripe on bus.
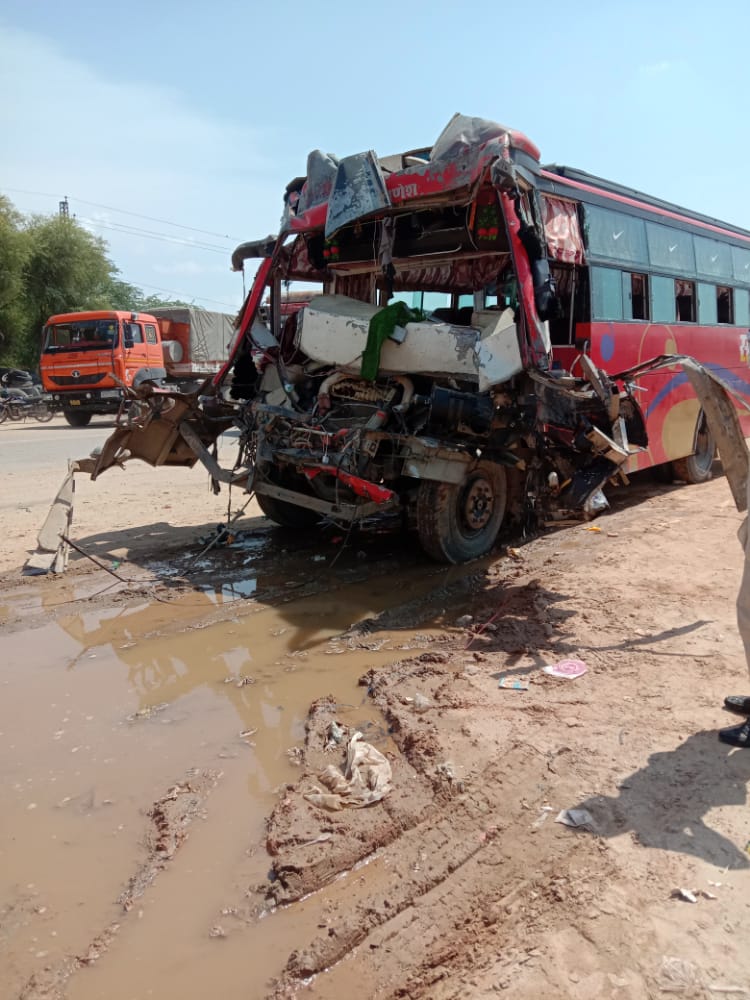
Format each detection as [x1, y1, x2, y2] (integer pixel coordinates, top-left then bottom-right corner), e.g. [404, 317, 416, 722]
[643, 363, 750, 418]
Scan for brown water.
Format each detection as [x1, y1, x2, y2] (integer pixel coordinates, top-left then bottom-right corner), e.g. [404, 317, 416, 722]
[0, 565, 457, 999]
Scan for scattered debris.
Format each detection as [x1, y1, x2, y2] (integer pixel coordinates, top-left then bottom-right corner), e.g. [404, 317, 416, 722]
[324, 721, 346, 749]
[543, 659, 588, 680]
[657, 956, 702, 993]
[532, 806, 554, 829]
[498, 676, 529, 691]
[224, 675, 255, 687]
[435, 760, 465, 793]
[671, 887, 718, 903]
[127, 703, 169, 723]
[455, 614, 473, 627]
[584, 488, 610, 514]
[409, 692, 432, 713]
[555, 808, 596, 829]
[209, 925, 227, 938]
[672, 887, 698, 904]
[304, 731, 392, 811]
[300, 832, 333, 847]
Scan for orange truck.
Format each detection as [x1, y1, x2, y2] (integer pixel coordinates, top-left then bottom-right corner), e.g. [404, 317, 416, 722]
[40, 307, 236, 426]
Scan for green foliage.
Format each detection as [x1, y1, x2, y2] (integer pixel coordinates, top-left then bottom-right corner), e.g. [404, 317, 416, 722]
[0, 196, 32, 363]
[135, 292, 191, 311]
[0, 195, 191, 369]
[22, 216, 117, 359]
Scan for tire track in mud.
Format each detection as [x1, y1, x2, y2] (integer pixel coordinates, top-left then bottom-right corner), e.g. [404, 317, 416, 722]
[265, 710, 618, 998]
[18, 770, 220, 1000]
[257, 542, 740, 1000]
[261, 641, 621, 998]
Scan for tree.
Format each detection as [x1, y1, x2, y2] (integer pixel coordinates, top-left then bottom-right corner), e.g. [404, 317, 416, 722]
[0, 196, 31, 363]
[135, 292, 191, 311]
[0, 195, 204, 370]
[20, 215, 120, 365]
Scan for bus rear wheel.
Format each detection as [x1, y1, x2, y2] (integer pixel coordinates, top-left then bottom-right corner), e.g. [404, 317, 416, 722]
[672, 412, 716, 484]
[416, 461, 508, 564]
[64, 409, 93, 428]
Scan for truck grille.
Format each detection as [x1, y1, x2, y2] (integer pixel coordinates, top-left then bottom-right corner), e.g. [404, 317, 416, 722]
[50, 373, 106, 386]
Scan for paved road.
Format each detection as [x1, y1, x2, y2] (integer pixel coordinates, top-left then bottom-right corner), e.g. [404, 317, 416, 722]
[0, 415, 240, 472]
[0, 415, 117, 470]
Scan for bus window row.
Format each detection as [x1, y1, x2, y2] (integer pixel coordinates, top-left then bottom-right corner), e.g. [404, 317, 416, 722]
[591, 266, 750, 326]
[583, 203, 750, 285]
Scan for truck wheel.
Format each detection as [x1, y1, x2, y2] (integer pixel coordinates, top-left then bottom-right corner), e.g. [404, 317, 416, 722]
[672, 412, 716, 484]
[64, 409, 93, 428]
[416, 460, 508, 564]
[255, 490, 322, 529]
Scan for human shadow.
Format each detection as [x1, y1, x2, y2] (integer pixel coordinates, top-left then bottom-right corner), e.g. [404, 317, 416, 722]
[573, 730, 750, 870]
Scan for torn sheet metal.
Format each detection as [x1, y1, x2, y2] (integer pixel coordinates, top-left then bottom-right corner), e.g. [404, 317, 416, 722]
[75, 393, 231, 480]
[325, 151, 390, 238]
[612, 354, 750, 512]
[24, 463, 76, 574]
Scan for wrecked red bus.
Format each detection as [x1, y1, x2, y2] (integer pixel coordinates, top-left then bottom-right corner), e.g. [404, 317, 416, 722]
[535, 166, 750, 482]
[77, 114, 750, 565]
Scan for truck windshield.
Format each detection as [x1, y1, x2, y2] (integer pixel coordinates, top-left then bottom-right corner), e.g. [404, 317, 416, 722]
[43, 319, 119, 352]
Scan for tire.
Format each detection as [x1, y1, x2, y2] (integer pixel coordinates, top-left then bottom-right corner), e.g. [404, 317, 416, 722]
[255, 489, 322, 529]
[33, 401, 54, 422]
[64, 409, 93, 428]
[416, 460, 508, 564]
[7, 401, 25, 421]
[672, 411, 715, 484]
[0, 403, 7, 424]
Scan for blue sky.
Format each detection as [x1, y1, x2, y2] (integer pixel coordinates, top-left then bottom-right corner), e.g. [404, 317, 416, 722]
[1, 0, 748, 313]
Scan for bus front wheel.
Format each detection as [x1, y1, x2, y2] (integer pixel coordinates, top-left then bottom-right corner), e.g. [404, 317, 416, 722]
[416, 461, 508, 564]
[672, 412, 716, 484]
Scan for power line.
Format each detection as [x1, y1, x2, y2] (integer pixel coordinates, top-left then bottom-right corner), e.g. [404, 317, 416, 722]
[80, 216, 231, 254]
[132, 280, 240, 310]
[3, 186, 244, 310]
[2, 185, 244, 242]
[73, 196, 244, 242]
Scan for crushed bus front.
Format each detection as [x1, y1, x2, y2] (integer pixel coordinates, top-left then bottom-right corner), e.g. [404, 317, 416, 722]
[64, 115, 657, 564]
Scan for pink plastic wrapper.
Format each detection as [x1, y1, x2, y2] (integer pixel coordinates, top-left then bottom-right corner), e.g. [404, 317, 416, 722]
[542, 658, 588, 680]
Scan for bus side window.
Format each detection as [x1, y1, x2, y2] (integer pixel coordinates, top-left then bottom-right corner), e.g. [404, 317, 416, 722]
[675, 279, 696, 322]
[651, 275, 674, 322]
[591, 266, 623, 320]
[717, 286, 734, 324]
[623, 271, 649, 321]
[698, 282, 718, 325]
[735, 289, 750, 327]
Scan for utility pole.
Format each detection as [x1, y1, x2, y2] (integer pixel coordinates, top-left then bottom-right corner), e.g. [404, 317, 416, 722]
[59, 196, 69, 219]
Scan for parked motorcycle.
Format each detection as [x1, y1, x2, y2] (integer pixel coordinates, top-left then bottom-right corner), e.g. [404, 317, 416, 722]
[0, 370, 55, 423]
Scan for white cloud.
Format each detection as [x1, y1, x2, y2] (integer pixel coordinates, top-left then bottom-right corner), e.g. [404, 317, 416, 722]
[0, 24, 280, 309]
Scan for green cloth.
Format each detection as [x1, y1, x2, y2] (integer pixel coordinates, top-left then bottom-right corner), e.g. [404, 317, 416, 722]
[361, 301, 424, 381]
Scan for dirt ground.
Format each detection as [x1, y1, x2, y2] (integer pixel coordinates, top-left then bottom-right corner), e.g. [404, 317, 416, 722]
[1, 435, 750, 999]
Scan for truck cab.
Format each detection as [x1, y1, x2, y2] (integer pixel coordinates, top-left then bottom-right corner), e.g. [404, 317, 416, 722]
[40, 311, 166, 426]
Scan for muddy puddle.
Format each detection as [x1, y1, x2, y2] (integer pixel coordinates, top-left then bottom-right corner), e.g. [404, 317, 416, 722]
[0, 559, 467, 1000]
